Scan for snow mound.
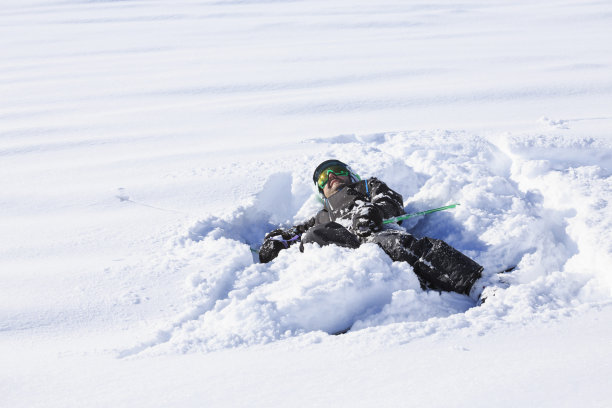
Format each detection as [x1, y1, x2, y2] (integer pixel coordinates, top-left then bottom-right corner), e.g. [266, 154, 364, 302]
[153, 243, 421, 353]
[121, 129, 611, 356]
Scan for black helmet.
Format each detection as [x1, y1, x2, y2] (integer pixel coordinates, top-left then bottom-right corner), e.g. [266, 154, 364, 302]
[312, 159, 361, 195]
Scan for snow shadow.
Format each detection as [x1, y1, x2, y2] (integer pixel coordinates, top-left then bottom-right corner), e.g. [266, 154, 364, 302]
[186, 172, 302, 252]
[404, 209, 488, 254]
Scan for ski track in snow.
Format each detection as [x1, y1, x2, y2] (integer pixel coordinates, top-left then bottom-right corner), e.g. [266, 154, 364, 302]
[119, 130, 612, 356]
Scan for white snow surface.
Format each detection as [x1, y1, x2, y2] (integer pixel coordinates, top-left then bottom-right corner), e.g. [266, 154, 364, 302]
[1, 0, 612, 406]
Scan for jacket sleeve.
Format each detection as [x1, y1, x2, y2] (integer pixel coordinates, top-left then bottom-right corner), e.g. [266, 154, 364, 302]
[367, 177, 405, 220]
[293, 216, 316, 234]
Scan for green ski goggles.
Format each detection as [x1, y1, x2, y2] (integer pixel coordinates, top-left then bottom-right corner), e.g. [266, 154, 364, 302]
[317, 165, 351, 189]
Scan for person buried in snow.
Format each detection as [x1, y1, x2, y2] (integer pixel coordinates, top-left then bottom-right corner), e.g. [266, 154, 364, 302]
[258, 159, 483, 296]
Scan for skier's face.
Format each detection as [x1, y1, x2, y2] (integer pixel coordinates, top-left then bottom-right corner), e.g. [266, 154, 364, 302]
[323, 172, 350, 198]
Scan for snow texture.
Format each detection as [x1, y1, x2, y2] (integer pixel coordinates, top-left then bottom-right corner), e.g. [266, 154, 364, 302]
[111, 131, 610, 358]
[1, 0, 611, 407]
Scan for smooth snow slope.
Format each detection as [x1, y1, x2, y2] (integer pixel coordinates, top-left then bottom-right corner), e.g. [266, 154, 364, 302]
[1, 0, 611, 407]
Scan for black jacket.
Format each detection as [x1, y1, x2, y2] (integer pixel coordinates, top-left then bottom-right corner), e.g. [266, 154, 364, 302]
[313, 177, 405, 226]
[259, 178, 405, 262]
[258, 178, 483, 296]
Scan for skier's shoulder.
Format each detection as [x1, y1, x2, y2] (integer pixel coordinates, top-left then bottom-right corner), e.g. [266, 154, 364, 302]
[366, 176, 383, 188]
[340, 177, 400, 202]
[366, 177, 404, 209]
[367, 177, 397, 195]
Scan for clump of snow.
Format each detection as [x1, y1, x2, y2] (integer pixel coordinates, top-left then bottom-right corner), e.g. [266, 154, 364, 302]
[504, 135, 612, 298]
[142, 242, 419, 354]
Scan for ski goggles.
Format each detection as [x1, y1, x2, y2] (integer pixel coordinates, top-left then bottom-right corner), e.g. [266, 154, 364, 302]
[317, 165, 351, 189]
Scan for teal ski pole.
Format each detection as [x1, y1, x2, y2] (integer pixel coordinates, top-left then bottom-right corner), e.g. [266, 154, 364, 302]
[382, 203, 460, 224]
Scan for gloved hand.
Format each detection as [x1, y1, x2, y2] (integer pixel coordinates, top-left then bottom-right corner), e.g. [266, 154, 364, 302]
[259, 239, 288, 263]
[351, 204, 383, 237]
[259, 228, 301, 263]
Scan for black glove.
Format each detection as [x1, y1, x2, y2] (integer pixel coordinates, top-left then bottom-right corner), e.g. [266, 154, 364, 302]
[259, 239, 288, 263]
[259, 228, 301, 263]
[351, 204, 383, 237]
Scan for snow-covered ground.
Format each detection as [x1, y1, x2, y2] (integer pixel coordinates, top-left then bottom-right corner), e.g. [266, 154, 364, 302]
[1, 0, 611, 406]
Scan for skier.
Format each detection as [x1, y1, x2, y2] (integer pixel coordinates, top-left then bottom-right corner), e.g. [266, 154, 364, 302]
[258, 159, 483, 296]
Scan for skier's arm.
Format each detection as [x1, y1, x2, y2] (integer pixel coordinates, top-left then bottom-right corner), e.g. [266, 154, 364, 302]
[258, 217, 315, 263]
[368, 177, 405, 219]
[292, 217, 316, 235]
[350, 178, 404, 237]
[351, 204, 383, 236]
